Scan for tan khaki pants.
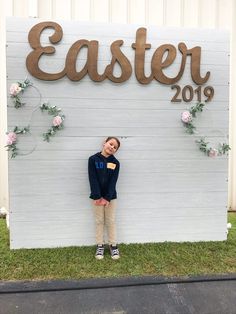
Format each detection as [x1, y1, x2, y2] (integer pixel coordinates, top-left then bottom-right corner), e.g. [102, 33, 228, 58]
[93, 199, 117, 246]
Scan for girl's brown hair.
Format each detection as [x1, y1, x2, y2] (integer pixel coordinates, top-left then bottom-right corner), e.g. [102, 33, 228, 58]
[105, 137, 121, 149]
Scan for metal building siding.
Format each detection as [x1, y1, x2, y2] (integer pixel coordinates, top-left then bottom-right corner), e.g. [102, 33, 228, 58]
[6, 0, 232, 29]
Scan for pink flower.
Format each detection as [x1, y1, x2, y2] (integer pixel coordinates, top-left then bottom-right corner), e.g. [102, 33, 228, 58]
[6, 132, 17, 145]
[9, 83, 22, 96]
[53, 116, 62, 126]
[181, 111, 192, 123]
[208, 148, 218, 157]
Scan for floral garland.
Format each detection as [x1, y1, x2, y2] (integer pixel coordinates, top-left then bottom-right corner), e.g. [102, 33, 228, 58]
[6, 79, 66, 158]
[40, 103, 65, 142]
[196, 138, 230, 157]
[5, 126, 30, 158]
[181, 102, 230, 157]
[9, 78, 32, 108]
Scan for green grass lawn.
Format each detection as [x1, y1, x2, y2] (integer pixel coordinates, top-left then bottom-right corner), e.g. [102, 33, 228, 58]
[0, 213, 236, 281]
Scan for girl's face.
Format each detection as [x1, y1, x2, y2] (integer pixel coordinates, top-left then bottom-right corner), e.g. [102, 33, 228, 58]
[102, 139, 119, 157]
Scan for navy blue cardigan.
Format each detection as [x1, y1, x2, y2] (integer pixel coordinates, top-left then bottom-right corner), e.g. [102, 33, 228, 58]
[88, 152, 120, 202]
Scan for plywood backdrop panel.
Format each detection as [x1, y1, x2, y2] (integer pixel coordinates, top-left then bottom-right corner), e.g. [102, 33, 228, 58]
[6, 17, 229, 248]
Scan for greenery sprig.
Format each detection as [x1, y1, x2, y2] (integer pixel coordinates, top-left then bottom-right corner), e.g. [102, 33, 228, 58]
[5, 126, 30, 158]
[181, 102, 205, 134]
[40, 103, 65, 142]
[9, 78, 32, 108]
[196, 138, 231, 157]
[181, 102, 230, 157]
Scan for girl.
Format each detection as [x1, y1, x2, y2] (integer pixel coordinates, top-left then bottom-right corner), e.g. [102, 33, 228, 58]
[88, 137, 120, 260]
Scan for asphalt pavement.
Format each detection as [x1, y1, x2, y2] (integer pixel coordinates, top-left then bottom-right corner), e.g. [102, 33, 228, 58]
[1, 275, 236, 314]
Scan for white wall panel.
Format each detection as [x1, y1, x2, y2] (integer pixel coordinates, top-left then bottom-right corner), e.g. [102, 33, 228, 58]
[110, 0, 127, 23]
[128, 0, 146, 24]
[218, 0, 232, 29]
[38, 0, 53, 19]
[52, 0, 71, 19]
[72, 0, 90, 21]
[28, 0, 38, 17]
[5, 0, 13, 17]
[5, 0, 233, 30]
[91, 0, 109, 22]
[183, 0, 199, 27]
[165, 0, 182, 26]
[0, 0, 9, 211]
[229, 0, 236, 211]
[13, 0, 29, 17]
[146, 0, 164, 26]
[199, 0, 217, 28]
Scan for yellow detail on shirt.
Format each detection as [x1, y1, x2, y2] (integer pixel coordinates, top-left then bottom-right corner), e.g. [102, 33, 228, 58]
[107, 162, 116, 170]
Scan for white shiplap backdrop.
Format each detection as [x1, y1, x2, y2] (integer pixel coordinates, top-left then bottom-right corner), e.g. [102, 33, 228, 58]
[7, 17, 229, 248]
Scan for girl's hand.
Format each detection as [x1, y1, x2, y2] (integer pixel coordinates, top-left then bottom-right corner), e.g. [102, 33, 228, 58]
[94, 199, 102, 205]
[101, 198, 109, 206]
[94, 198, 109, 206]
[101, 198, 110, 206]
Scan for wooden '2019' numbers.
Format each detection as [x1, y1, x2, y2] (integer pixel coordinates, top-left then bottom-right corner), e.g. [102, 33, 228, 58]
[171, 85, 214, 103]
